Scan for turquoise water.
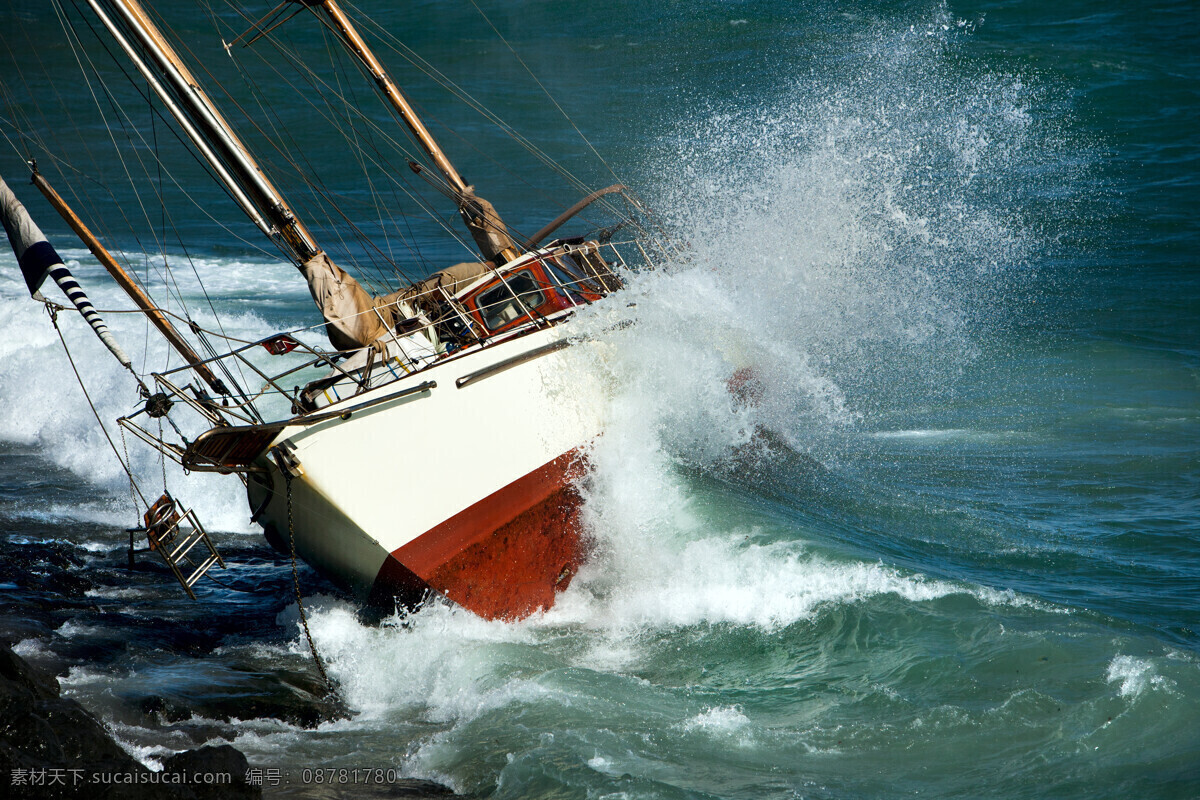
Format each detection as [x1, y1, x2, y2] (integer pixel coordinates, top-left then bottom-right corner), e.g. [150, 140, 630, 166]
[0, 1, 1197, 797]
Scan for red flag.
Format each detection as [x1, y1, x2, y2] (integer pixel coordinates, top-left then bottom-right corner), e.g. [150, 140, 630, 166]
[260, 334, 300, 355]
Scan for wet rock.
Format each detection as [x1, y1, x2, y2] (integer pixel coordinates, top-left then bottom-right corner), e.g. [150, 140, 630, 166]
[138, 695, 194, 724]
[0, 643, 150, 796]
[43, 571, 93, 598]
[273, 778, 460, 799]
[162, 744, 248, 775]
[0, 644, 262, 799]
[0, 642, 60, 699]
[162, 745, 258, 799]
[0, 540, 93, 599]
[0, 616, 52, 645]
[387, 780, 459, 798]
[170, 668, 349, 728]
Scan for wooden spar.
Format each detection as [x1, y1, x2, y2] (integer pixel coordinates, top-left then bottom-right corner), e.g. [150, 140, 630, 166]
[81, 0, 269, 240]
[89, 0, 320, 264]
[88, 0, 401, 352]
[313, 0, 520, 264]
[319, 1, 464, 192]
[523, 184, 628, 248]
[31, 171, 229, 397]
[316, 0, 466, 194]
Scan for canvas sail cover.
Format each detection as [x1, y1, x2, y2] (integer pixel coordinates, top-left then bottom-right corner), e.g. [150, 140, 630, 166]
[301, 253, 496, 351]
[458, 186, 515, 264]
[0, 176, 131, 368]
[299, 251, 394, 351]
[406, 260, 492, 302]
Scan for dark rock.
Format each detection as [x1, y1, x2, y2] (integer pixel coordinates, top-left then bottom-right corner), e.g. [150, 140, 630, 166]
[0, 644, 262, 799]
[0, 644, 151, 797]
[162, 745, 259, 799]
[47, 571, 94, 598]
[0, 616, 53, 645]
[34, 701, 134, 769]
[268, 778, 460, 799]
[390, 780, 460, 798]
[138, 695, 193, 723]
[172, 668, 348, 728]
[0, 644, 60, 699]
[163, 744, 248, 776]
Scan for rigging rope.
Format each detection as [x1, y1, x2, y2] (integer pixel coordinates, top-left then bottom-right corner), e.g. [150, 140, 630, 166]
[340, 0, 672, 248]
[201, 0, 476, 275]
[46, 302, 149, 509]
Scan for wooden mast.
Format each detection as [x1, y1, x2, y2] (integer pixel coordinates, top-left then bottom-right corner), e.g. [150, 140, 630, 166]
[318, 1, 467, 195]
[311, 0, 521, 264]
[85, 0, 399, 352]
[86, 0, 320, 264]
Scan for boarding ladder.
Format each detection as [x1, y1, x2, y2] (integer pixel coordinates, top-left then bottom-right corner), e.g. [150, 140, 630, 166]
[143, 494, 225, 600]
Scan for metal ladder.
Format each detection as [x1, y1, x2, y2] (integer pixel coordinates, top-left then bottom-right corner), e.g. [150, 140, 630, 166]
[145, 497, 225, 600]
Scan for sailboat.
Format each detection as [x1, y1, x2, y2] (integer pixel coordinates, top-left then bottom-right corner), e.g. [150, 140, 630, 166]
[1, 0, 667, 620]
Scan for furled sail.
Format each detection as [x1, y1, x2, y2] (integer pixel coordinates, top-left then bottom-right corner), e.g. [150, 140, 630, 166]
[300, 251, 392, 352]
[458, 187, 517, 264]
[0, 176, 132, 368]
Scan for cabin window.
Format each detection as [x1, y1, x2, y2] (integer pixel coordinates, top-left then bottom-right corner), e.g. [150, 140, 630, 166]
[475, 270, 546, 330]
[544, 259, 592, 303]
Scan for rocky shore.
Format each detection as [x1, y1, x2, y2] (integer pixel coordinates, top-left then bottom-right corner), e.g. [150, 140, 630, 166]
[1, 641, 459, 799]
[0, 525, 459, 799]
[1, 642, 258, 799]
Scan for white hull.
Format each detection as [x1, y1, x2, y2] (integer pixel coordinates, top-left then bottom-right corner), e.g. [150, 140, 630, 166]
[245, 323, 603, 617]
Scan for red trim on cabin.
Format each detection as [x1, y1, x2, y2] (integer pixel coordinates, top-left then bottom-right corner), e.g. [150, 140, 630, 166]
[461, 262, 585, 334]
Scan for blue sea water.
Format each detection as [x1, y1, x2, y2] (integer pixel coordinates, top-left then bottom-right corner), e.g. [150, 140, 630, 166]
[0, 1, 1197, 798]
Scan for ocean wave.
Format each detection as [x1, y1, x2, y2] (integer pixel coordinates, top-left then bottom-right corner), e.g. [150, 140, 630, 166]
[1106, 654, 1175, 699]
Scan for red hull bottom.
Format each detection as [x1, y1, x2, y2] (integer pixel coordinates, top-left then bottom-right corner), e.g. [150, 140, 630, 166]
[368, 452, 587, 620]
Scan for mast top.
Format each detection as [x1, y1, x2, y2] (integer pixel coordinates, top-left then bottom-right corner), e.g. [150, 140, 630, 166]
[312, 0, 520, 264]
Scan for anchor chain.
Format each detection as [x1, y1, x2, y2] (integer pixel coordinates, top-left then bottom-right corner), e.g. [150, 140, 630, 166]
[284, 471, 339, 700]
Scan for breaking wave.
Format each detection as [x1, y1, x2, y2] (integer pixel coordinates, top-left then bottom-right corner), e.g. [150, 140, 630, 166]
[548, 3, 1061, 637]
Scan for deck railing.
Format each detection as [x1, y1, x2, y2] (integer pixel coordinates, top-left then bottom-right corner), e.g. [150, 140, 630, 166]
[116, 239, 651, 460]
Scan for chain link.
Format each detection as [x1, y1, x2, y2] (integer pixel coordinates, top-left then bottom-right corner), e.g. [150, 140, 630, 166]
[285, 471, 338, 699]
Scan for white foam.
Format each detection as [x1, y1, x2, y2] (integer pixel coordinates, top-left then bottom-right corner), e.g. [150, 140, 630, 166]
[286, 597, 547, 724]
[682, 705, 751, 734]
[59, 665, 112, 689]
[0, 247, 308, 532]
[55, 621, 102, 638]
[547, 534, 984, 635]
[99, 721, 170, 771]
[532, 10, 1050, 679]
[84, 587, 148, 599]
[1106, 655, 1173, 698]
[4, 502, 131, 527]
[872, 428, 972, 439]
[11, 638, 51, 657]
[586, 754, 614, 772]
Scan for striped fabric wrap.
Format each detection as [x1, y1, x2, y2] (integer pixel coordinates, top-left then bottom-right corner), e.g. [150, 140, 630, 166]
[1, 175, 132, 368]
